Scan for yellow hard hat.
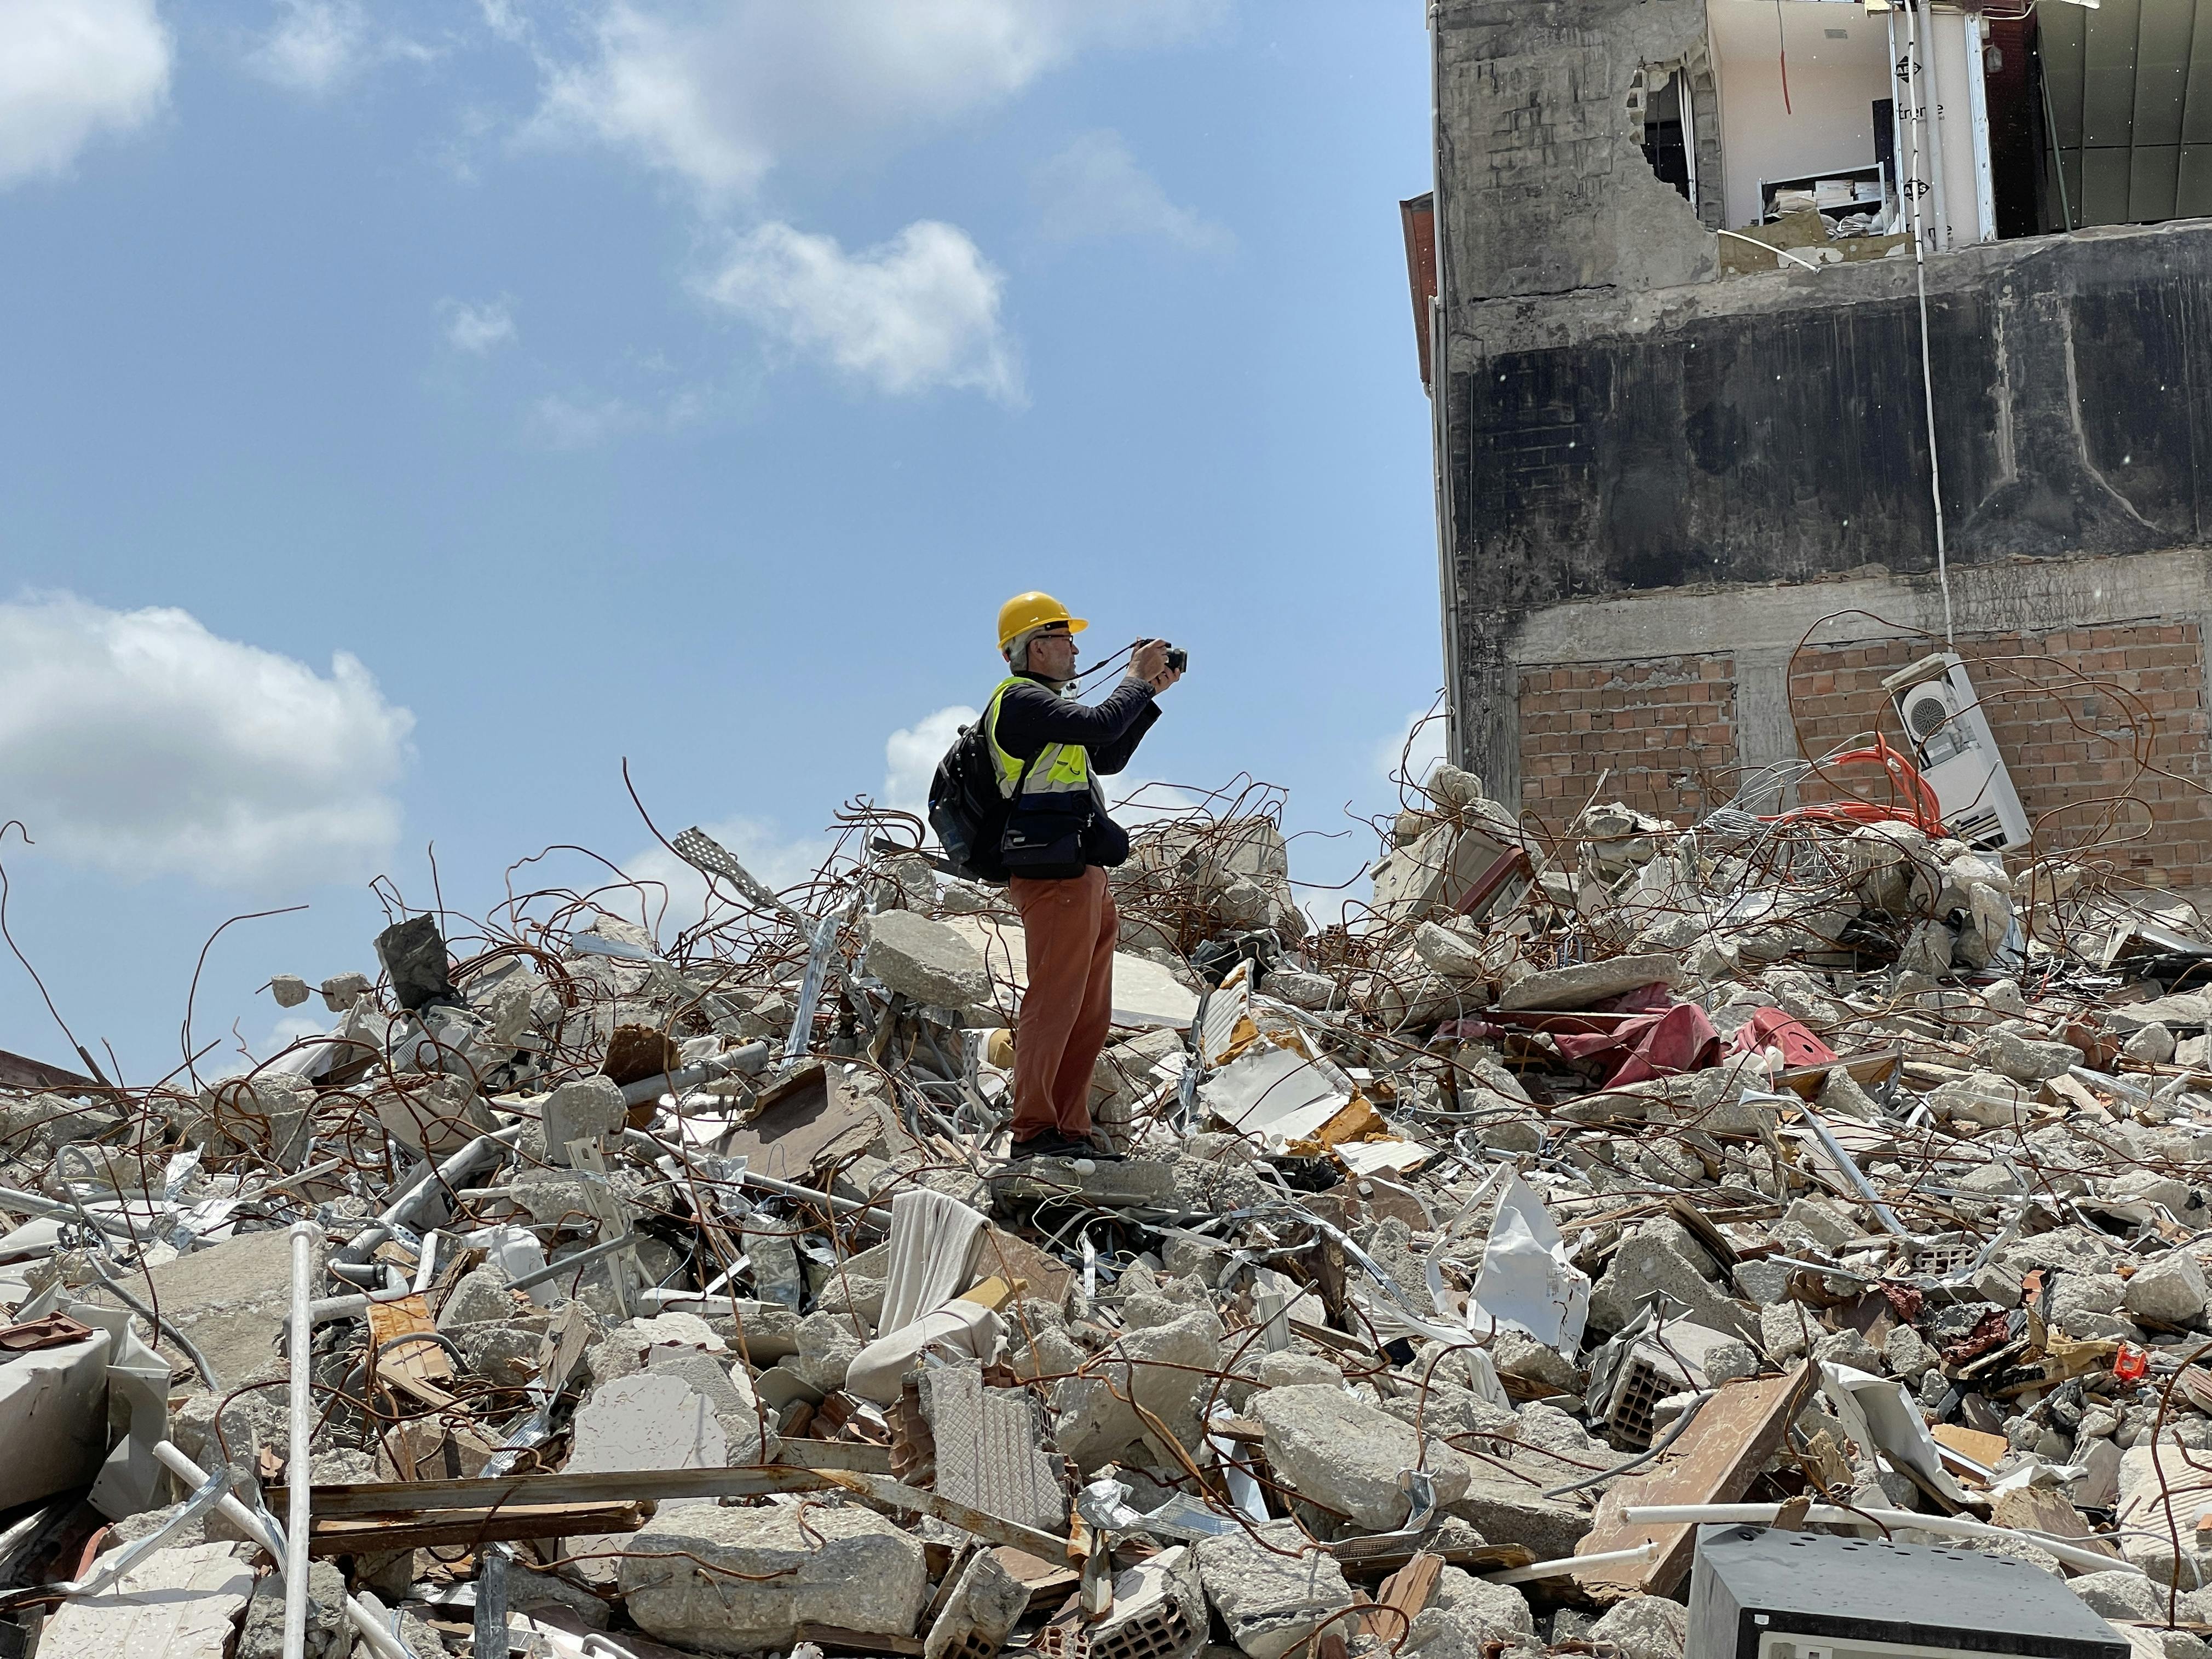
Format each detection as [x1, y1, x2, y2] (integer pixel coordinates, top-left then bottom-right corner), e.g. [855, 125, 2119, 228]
[996, 591, 1088, 652]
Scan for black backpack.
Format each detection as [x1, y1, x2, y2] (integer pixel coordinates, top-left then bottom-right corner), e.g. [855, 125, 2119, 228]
[928, 718, 1037, 885]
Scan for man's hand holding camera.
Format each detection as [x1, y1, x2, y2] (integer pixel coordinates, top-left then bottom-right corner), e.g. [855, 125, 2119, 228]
[1130, 638, 1186, 694]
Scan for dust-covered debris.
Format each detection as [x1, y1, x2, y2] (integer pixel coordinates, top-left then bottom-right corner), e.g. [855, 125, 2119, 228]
[3, 748, 2211, 1656]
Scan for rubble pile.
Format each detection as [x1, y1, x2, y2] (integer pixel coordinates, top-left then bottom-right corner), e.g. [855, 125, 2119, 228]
[9, 764, 2212, 1658]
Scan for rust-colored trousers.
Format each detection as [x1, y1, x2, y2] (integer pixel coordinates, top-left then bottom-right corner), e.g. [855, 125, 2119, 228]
[1007, 866, 1119, 1139]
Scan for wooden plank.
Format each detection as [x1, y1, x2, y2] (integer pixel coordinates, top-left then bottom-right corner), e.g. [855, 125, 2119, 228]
[312, 1464, 1074, 1558]
[1329, 1539, 1531, 1579]
[1931, 1423, 2013, 1470]
[796, 1625, 925, 1656]
[777, 1437, 895, 1474]
[993, 1545, 1080, 1593]
[309, 1500, 648, 1556]
[1362, 1551, 1443, 1641]
[717, 1062, 879, 1181]
[1775, 1047, 1900, 1099]
[366, 1293, 449, 1389]
[312, 1465, 837, 1518]
[1574, 1362, 1811, 1597]
[977, 1225, 1075, 1307]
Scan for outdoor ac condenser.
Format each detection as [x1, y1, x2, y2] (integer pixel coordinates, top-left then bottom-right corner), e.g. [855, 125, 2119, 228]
[1878, 652, 2032, 852]
[1685, 1525, 2127, 1659]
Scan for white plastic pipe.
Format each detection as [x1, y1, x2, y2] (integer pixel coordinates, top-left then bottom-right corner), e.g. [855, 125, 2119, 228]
[153, 1442, 419, 1659]
[1483, 1541, 1657, 1585]
[1622, 1504, 2140, 1577]
[286, 1222, 324, 1659]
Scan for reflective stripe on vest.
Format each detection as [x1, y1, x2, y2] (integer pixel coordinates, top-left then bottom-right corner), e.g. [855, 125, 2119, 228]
[983, 676, 1092, 801]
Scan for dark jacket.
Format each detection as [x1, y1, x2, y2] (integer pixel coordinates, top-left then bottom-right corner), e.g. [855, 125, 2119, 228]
[992, 672, 1160, 879]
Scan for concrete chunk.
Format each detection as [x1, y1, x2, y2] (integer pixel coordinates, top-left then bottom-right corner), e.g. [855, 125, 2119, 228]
[1587, 1225, 1751, 1339]
[1444, 1476, 1594, 1561]
[924, 1547, 1033, 1659]
[1402, 1565, 1535, 1659]
[1252, 1383, 1473, 1529]
[865, 910, 991, 1007]
[87, 1226, 308, 1389]
[1051, 1307, 1222, 1472]
[619, 1501, 928, 1655]
[1195, 1520, 1358, 1659]
[1587, 1593, 1688, 1659]
[1500, 954, 1680, 1012]
[2125, 1251, 2208, 1325]
[543, 1075, 626, 1164]
[1975, 1024, 2084, 1083]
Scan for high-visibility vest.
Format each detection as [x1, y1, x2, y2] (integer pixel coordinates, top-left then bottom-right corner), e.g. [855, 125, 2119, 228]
[983, 676, 1095, 804]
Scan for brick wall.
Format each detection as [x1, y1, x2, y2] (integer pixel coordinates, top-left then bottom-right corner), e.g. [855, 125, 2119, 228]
[1784, 623, 2212, 889]
[1518, 655, 1737, 839]
[1516, 621, 2212, 888]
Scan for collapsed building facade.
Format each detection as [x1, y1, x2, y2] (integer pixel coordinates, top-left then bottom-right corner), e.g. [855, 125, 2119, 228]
[1412, 0, 2212, 883]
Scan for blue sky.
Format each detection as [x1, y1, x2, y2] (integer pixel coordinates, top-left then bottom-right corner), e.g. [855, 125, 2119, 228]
[0, 0, 1441, 1084]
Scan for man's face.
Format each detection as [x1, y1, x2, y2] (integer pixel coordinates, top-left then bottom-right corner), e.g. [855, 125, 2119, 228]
[1026, 626, 1078, 679]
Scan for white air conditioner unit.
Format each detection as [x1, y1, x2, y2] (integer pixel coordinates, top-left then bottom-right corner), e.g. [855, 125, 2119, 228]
[1878, 652, 2031, 852]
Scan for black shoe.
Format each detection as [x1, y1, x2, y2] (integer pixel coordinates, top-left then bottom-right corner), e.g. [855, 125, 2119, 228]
[1068, 1137, 1127, 1162]
[1008, 1131, 1084, 1160]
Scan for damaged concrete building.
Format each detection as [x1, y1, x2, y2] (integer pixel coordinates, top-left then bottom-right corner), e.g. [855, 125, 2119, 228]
[1411, 0, 2212, 883]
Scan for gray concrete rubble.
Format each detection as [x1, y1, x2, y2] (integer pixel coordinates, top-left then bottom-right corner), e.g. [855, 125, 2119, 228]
[1196, 1520, 1358, 1659]
[8, 764, 2212, 1657]
[618, 1501, 928, 1654]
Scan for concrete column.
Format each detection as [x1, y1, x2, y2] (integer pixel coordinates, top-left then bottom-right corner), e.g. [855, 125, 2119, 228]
[1731, 647, 1798, 811]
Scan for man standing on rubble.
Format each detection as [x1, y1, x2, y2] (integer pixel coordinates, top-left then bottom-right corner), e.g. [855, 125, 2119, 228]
[988, 592, 1181, 1161]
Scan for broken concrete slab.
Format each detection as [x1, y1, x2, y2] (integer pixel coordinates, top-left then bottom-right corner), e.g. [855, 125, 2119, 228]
[1051, 1307, 1222, 1472]
[87, 1225, 310, 1389]
[1253, 1384, 1473, 1529]
[865, 909, 992, 1009]
[1587, 1594, 1690, 1659]
[1586, 1225, 1752, 1340]
[618, 1500, 929, 1655]
[1499, 954, 1680, 1012]
[1196, 1519, 1358, 1659]
[1401, 1564, 1537, 1657]
[37, 1542, 255, 1659]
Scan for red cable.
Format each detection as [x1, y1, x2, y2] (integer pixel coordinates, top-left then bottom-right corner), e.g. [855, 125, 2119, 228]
[1777, 0, 1793, 113]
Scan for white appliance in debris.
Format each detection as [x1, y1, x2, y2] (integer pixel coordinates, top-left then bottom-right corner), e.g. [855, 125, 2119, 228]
[1879, 652, 2032, 852]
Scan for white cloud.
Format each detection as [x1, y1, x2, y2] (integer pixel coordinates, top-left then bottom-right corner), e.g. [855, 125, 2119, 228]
[883, 705, 977, 820]
[528, 0, 1225, 198]
[1376, 704, 1449, 790]
[701, 220, 1021, 404]
[527, 393, 641, 448]
[441, 296, 517, 354]
[0, 0, 170, 189]
[525, 382, 712, 448]
[0, 593, 414, 889]
[246, 0, 430, 95]
[1034, 130, 1231, 254]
